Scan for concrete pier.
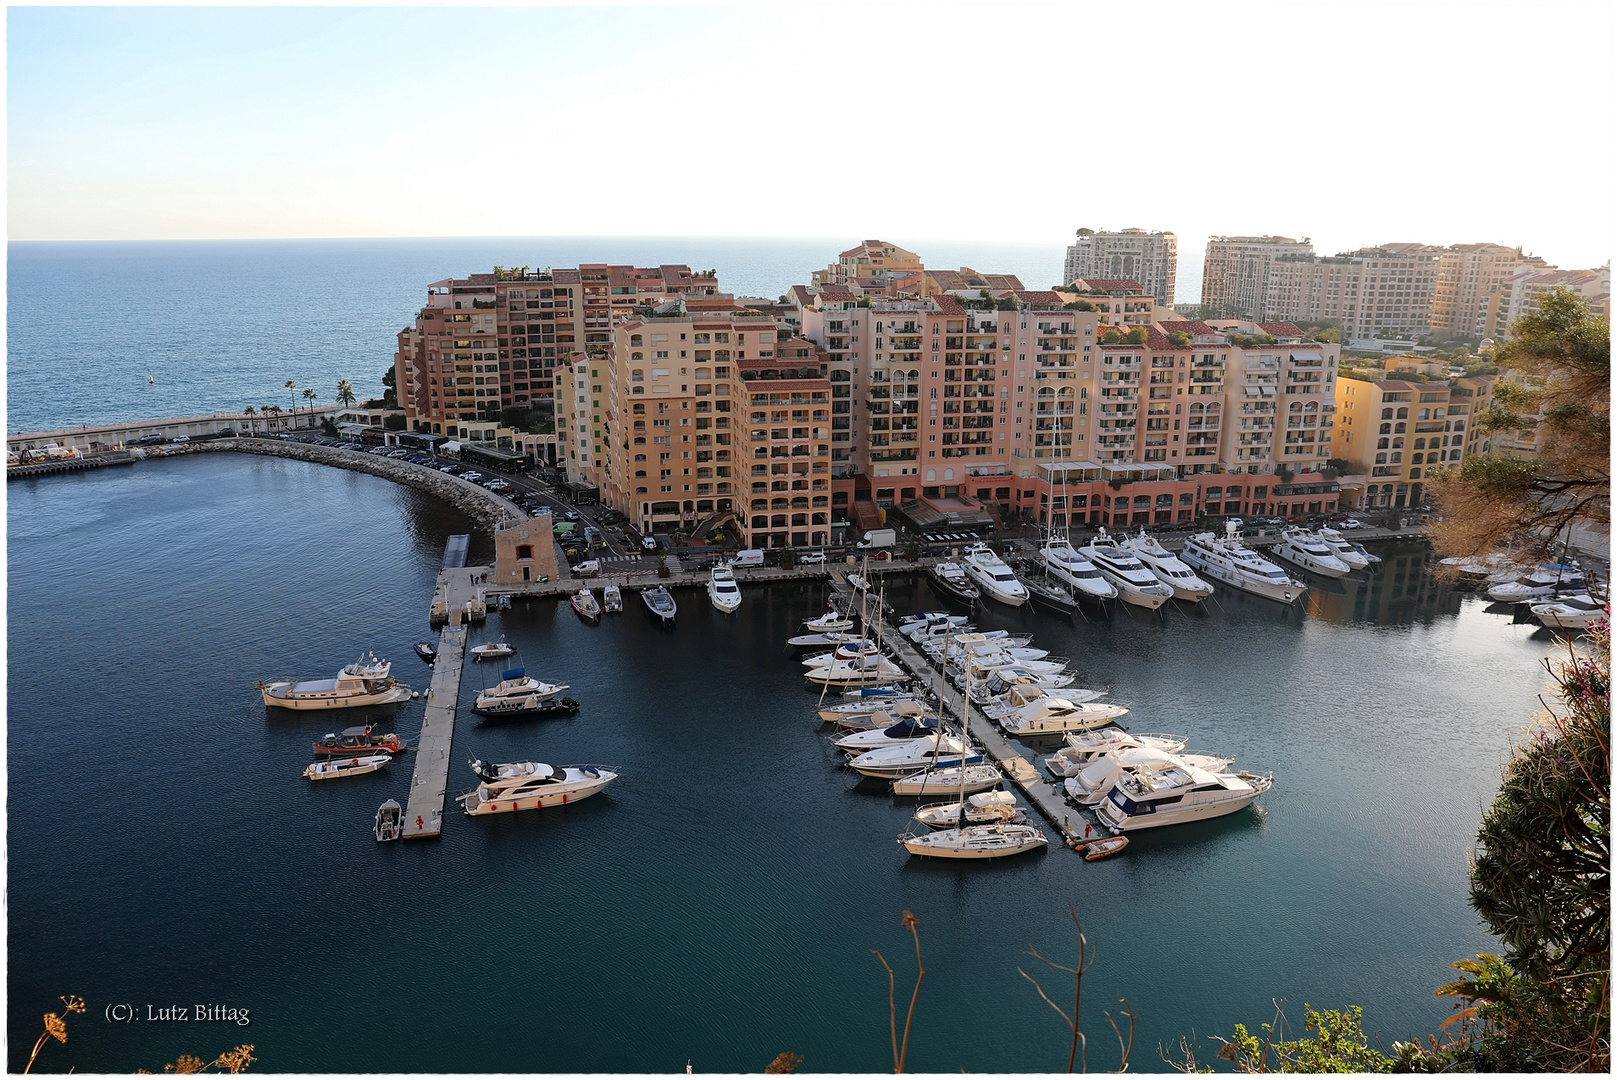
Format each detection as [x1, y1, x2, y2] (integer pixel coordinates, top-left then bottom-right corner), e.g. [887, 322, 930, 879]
[834, 580, 1089, 849]
[403, 625, 467, 839]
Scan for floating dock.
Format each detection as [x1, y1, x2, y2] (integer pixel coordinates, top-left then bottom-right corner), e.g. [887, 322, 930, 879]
[832, 580, 1089, 850]
[403, 625, 466, 839]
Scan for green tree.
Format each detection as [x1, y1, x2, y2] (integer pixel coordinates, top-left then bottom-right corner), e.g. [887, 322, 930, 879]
[302, 387, 318, 427]
[1125, 327, 1148, 344]
[265, 404, 281, 429]
[1099, 329, 1124, 345]
[1429, 287, 1609, 565]
[335, 379, 357, 408]
[1436, 626, 1610, 1071]
[381, 366, 398, 408]
[1321, 457, 1353, 478]
[242, 405, 257, 435]
[383, 414, 406, 432]
[284, 379, 298, 416]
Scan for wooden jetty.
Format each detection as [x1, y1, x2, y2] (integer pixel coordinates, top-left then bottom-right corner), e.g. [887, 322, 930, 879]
[830, 579, 1090, 850]
[403, 625, 466, 840]
[7, 449, 135, 480]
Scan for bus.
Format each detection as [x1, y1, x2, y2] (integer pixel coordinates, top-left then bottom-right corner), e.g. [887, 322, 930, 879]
[459, 443, 529, 475]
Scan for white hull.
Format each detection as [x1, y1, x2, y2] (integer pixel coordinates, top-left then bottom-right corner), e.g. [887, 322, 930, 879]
[1180, 536, 1305, 604]
[1001, 703, 1129, 736]
[901, 823, 1046, 859]
[303, 754, 390, 780]
[262, 682, 411, 710]
[1095, 783, 1264, 832]
[1095, 769, 1272, 833]
[461, 766, 616, 815]
[1038, 547, 1118, 600]
[1271, 538, 1351, 578]
[1081, 536, 1173, 609]
[961, 544, 1029, 606]
[891, 765, 1002, 796]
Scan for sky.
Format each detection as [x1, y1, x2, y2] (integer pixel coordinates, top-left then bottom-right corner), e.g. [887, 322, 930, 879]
[7, 1, 1614, 301]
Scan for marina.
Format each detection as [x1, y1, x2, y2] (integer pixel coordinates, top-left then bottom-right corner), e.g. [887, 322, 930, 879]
[402, 625, 466, 840]
[6, 450, 1603, 1073]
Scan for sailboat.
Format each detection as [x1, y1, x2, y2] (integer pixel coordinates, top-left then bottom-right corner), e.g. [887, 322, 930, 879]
[899, 642, 1047, 860]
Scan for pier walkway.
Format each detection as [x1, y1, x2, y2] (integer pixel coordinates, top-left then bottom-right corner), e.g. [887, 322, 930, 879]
[403, 625, 466, 840]
[830, 581, 1088, 850]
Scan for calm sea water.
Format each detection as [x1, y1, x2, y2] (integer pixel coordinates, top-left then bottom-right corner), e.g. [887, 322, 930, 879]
[8, 452, 1562, 1073]
[5, 238, 1064, 434]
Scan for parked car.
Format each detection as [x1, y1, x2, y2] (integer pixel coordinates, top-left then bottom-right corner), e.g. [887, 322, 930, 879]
[1339, 518, 1364, 529]
[798, 551, 827, 565]
[641, 535, 659, 551]
[388, 449, 409, 458]
[460, 471, 483, 482]
[564, 510, 580, 521]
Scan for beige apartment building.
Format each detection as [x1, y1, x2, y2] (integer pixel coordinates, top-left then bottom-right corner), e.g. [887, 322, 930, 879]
[1200, 236, 1315, 319]
[810, 240, 923, 294]
[1483, 264, 1611, 340]
[395, 265, 720, 439]
[1063, 228, 1178, 306]
[1432, 243, 1547, 338]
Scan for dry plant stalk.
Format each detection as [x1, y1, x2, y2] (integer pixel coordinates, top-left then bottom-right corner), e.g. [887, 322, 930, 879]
[1019, 905, 1133, 1072]
[870, 910, 924, 1074]
[763, 1051, 802, 1073]
[136, 1044, 256, 1075]
[23, 995, 85, 1074]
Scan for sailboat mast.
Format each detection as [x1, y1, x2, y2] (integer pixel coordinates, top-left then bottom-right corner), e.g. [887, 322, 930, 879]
[956, 646, 971, 830]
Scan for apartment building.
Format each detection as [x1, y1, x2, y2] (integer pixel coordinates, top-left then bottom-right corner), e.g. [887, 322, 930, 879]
[553, 358, 599, 486]
[810, 240, 923, 294]
[1063, 228, 1178, 306]
[1432, 244, 1548, 338]
[1200, 236, 1315, 319]
[919, 267, 1026, 298]
[1333, 376, 1482, 508]
[395, 265, 720, 439]
[1483, 264, 1612, 340]
[1057, 279, 1156, 328]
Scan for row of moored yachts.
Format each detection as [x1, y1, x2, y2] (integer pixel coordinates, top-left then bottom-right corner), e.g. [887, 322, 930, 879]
[929, 523, 1383, 613]
[1439, 555, 1607, 632]
[797, 599, 1275, 860]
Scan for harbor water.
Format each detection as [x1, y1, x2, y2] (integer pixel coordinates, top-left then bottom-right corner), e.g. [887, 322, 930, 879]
[7, 452, 1564, 1072]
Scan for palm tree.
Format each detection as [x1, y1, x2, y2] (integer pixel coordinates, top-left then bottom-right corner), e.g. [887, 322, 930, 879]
[335, 379, 357, 409]
[243, 405, 257, 435]
[285, 379, 298, 420]
[302, 387, 318, 427]
[266, 404, 282, 431]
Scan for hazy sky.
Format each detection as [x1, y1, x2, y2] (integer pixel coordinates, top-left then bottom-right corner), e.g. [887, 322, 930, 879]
[8, 2, 1613, 296]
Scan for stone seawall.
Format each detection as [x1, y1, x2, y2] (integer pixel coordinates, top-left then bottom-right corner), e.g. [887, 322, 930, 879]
[166, 439, 526, 537]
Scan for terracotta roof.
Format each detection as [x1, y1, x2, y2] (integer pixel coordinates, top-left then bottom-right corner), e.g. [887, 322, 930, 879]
[932, 294, 965, 315]
[464, 274, 496, 285]
[1374, 380, 1417, 391]
[788, 285, 814, 306]
[1071, 277, 1145, 293]
[819, 285, 856, 301]
[1012, 290, 1063, 307]
[1158, 320, 1215, 336]
[983, 274, 1025, 291]
[1258, 322, 1304, 337]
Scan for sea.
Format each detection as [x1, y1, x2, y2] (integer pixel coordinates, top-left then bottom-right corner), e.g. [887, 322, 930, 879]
[4, 240, 1564, 1073]
[5, 238, 1065, 434]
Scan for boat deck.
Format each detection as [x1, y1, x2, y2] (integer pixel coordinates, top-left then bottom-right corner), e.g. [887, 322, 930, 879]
[831, 581, 1090, 850]
[403, 625, 466, 840]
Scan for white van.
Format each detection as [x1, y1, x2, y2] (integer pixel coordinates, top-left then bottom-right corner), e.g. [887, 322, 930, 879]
[731, 549, 765, 567]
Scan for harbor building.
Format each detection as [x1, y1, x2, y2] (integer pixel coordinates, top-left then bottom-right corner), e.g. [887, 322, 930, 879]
[1062, 228, 1178, 307]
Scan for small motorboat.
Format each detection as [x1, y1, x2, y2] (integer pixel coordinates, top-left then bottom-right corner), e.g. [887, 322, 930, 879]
[1082, 836, 1129, 860]
[314, 725, 407, 757]
[374, 798, 403, 841]
[413, 640, 437, 665]
[642, 586, 677, 623]
[787, 631, 866, 648]
[303, 753, 390, 781]
[603, 584, 623, 613]
[496, 594, 512, 611]
[571, 589, 602, 622]
[470, 635, 515, 661]
[805, 609, 854, 633]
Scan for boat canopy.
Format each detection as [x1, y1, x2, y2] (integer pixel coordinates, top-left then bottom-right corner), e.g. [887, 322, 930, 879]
[502, 667, 525, 681]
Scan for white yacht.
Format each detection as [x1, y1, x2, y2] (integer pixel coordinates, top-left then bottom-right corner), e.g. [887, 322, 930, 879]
[890, 764, 1003, 796]
[470, 636, 516, 661]
[900, 821, 1047, 860]
[1489, 567, 1586, 604]
[1064, 749, 1233, 806]
[472, 666, 572, 717]
[1317, 528, 1371, 570]
[833, 715, 941, 755]
[602, 584, 623, 613]
[804, 653, 907, 688]
[1179, 527, 1306, 604]
[803, 641, 881, 668]
[999, 698, 1129, 736]
[259, 652, 412, 710]
[1119, 530, 1213, 601]
[642, 585, 678, 622]
[913, 790, 1020, 829]
[960, 542, 1029, 606]
[1095, 761, 1273, 833]
[804, 609, 855, 633]
[1045, 730, 1188, 777]
[1270, 528, 1352, 578]
[927, 562, 981, 606]
[847, 733, 982, 777]
[1530, 593, 1608, 631]
[1079, 529, 1174, 609]
[1037, 537, 1118, 601]
[459, 759, 618, 816]
[303, 753, 391, 781]
[707, 564, 742, 613]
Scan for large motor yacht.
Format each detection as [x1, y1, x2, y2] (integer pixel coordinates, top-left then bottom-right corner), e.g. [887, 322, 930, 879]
[1036, 537, 1118, 601]
[472, 667, 573, 717]
[459, 759, 618, 816]
[1317, 528, 1371, 570]
[1045, 730, 1188, 778]
[998, 697, 1129, 736]
[1064, 748, 1233, 806]
[1270, 528, 1352, 578]
[1094, 760, 1273, 833]
[1179, 527, 1306, 604]
[708, 564, 742, 613]
[260, 652, 412, 710]
[927, 561, 981, 607]
[1079, 529, 1174, 609]
[1119, 530, 1213, 601]
[960, 543, 1028, 606]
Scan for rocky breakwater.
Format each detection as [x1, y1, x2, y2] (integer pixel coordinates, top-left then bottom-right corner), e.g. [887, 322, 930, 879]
[168, 439, 526, 536]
